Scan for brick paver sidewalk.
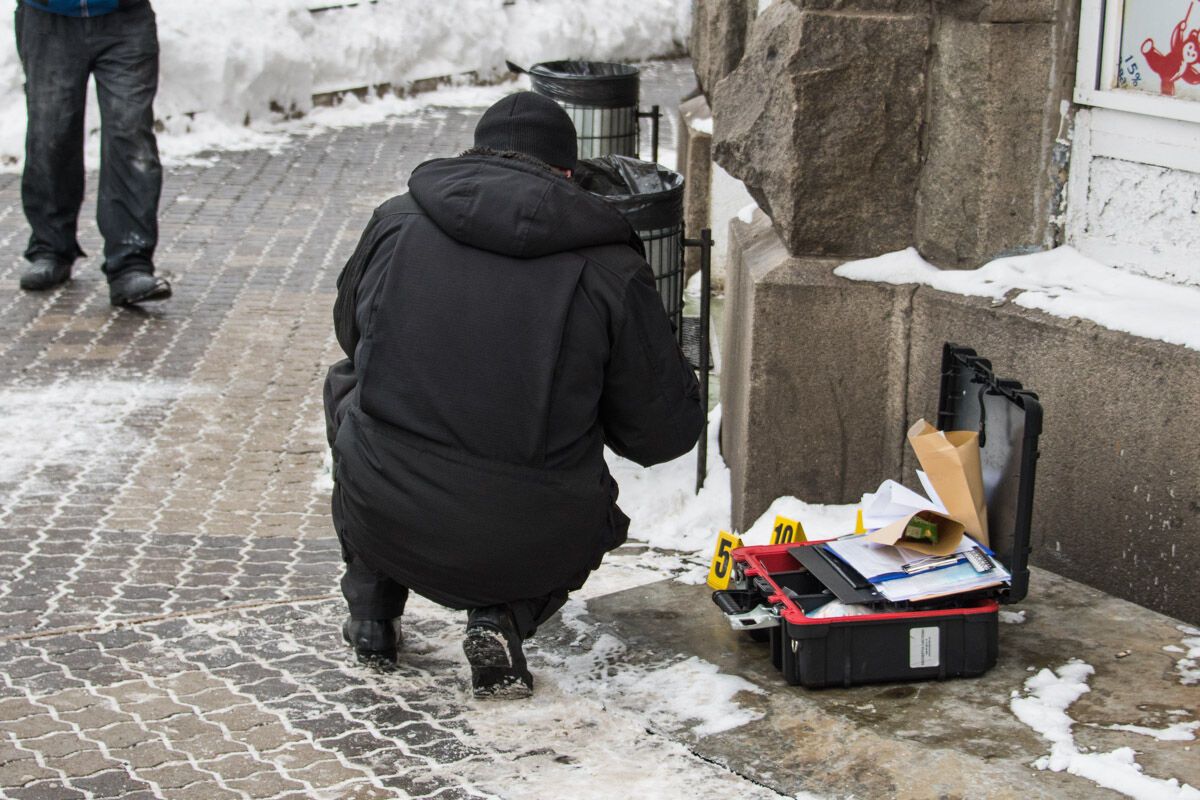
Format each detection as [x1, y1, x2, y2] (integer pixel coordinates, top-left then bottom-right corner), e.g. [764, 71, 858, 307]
[0, 62, 779, 800]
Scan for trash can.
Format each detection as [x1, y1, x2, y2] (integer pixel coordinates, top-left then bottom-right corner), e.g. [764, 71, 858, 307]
[575, 155, 685, 334]
[528, 61, 641, 160]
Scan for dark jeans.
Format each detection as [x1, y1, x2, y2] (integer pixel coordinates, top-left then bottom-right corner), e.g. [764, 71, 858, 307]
[15, 1, 162, 278]
[339, 544, 574, 641]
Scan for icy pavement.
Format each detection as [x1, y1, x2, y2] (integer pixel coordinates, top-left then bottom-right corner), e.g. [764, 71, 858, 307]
[0, 61, 789, 800]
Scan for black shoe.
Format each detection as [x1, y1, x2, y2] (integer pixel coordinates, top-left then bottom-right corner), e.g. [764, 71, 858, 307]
[464, 606, 533, 699]
[109, 271, 171, 306]
[19, 258, 71, 291]
[342, 617, 401, 666]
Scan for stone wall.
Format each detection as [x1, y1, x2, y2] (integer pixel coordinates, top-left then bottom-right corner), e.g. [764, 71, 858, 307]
[695, 0, 1080, 267]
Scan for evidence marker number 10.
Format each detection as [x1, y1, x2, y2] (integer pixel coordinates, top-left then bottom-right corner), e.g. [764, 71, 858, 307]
[707, 515, 808, 590]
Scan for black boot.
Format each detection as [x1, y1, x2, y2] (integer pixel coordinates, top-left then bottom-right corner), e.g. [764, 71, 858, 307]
[19, 258, 71, 291]
[109, 270, 171, 306]
[342, 617, 401, 667]
[464, 606, 533, 699]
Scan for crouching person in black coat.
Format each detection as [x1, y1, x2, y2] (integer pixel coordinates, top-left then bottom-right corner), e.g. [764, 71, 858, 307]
[323, 92, 704, 699]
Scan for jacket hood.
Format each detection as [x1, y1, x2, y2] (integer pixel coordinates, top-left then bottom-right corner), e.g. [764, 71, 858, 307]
[407, 156, 643, 259]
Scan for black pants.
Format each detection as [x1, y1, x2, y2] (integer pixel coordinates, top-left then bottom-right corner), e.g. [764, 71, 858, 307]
[15, 2, 162, 278]
[339, 544, 575, 641]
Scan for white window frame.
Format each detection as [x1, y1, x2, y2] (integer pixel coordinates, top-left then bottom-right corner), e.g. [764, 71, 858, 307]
[1076, 0, 1200, 124]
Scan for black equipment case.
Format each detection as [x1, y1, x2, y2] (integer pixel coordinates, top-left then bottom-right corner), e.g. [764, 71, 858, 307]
[713, 344, 1043, 688]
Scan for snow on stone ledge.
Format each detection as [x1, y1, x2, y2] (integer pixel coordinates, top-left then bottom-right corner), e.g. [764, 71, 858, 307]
[834, 246, 1200, 353]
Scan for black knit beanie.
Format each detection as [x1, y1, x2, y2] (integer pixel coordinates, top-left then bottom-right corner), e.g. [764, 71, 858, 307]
[473, 92, 578, 172]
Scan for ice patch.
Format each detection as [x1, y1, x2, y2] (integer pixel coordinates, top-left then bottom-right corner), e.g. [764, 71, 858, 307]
[835, 246, 1200, 352]
[690, 114, 713, 135]
[601, 656, 765, 736]
[0, 380, 185, 484]
[397, 590, 786, 798]
[544, 599, 764, 737]
[1011, 659, 1200, 799]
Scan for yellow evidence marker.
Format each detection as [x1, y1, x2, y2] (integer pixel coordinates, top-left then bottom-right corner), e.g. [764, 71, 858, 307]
[770, 515, 807, 545]
[707, 530, 744, 590]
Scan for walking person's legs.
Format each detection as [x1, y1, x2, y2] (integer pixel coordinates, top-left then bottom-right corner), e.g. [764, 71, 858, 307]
[15, 4, 90, 290]
[90, 2, 169, 305]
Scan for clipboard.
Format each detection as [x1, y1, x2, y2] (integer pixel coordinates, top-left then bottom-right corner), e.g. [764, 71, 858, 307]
[789, 545, 882, 605]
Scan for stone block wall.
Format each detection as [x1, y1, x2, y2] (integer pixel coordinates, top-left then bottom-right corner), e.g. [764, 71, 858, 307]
[720, 213, 911, 527]
[711, 2, 928, 258]
[697, 0, 1080, 268]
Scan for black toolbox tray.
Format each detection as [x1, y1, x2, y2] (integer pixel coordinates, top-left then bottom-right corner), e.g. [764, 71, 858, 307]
[714, 343, 1043, 688]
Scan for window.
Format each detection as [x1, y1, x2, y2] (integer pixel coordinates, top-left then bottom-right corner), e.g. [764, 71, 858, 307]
[1077, 0, 1200, 123]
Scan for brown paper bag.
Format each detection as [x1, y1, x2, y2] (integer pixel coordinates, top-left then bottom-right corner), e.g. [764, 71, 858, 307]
[907, 419, 989, 545]
[866, 509, 966, 556]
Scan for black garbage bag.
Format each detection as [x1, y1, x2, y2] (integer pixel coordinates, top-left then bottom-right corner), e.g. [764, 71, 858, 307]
[526, 61, 639, 108]
[573, 155, 683, 231]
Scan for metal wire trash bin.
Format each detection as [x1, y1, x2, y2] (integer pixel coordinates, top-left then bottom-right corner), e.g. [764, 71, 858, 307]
[523, 61, 660, 161]
[574, 155, 685, 334]
[576, 156, 715, 492]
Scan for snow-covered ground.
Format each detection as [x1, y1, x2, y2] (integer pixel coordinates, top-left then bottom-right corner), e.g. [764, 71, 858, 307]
[0, 0, 691, 171]
[0, 379, 187, 486]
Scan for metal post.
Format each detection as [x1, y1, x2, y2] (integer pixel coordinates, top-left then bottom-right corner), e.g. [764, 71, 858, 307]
[651, 104, 661, 165]
[683, 228, 714, 493]
[637, 105, 662, 164]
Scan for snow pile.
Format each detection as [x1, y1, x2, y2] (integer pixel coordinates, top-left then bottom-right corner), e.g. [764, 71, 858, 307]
[1011, 660, 1200, 799]
[607, 406, 863, 556]
[1172, 625, 1200, 685]
[835, 245, 1200, 352]
[605, 406, 732, 553]
[0, 0, 691, 168]
[738, 494, 860, 545]
[0, 380, 184, 485]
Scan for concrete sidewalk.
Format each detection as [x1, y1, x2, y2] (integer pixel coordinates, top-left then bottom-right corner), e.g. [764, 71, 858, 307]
[559, 567, 1199, 799]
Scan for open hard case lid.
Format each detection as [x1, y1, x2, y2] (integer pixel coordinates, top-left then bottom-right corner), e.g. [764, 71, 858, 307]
[936, 343, 1043, 604]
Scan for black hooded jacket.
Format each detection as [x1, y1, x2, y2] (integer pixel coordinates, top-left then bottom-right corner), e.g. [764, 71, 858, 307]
[324, 154, 703, 609]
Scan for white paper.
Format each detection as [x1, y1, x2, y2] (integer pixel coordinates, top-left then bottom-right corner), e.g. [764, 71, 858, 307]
[877, 559, 1010, 603]
[861, 478, 945, 530]
[915, 470, 948, 514]
[825, 535, 977, 580]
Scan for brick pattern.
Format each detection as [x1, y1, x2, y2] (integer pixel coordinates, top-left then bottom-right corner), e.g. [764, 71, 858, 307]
[0, 61, 701, 798]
